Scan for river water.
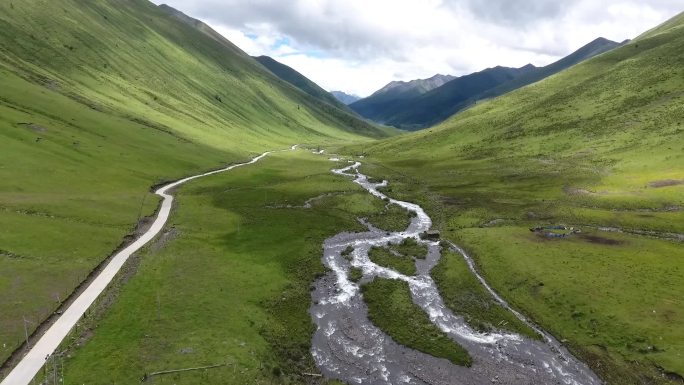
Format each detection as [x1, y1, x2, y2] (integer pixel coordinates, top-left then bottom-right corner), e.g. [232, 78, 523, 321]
[309, 161, 602, 385]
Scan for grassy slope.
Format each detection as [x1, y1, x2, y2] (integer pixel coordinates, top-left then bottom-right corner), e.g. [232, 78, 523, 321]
[253, 55, 353, 113]
[477, 38, 620, 106]
[57, 151, 375, 384]
[354, 13, 684, 384]
[0, 0, 387, 365]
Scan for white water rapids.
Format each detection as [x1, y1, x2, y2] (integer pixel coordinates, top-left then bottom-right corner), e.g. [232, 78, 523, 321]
[309, 161, 602, 385]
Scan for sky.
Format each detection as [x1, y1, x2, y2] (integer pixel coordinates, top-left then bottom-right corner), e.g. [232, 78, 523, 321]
[150, 0, 683, 97]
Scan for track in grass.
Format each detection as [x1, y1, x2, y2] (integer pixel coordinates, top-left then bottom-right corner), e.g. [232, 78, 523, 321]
[0, 147, 294, 385]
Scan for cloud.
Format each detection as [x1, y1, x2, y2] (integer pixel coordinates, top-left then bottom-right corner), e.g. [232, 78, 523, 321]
[454, 0, 570, 26]
[152, 0, 683, 96]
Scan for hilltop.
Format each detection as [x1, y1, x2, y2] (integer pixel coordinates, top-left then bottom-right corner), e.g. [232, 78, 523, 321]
[381, 64, 536, 129]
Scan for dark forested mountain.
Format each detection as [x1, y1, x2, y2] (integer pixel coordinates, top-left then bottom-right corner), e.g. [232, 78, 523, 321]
[349, 74, 455, 123]
[352, 37, 620, 130]
[382, 65, 537, 129]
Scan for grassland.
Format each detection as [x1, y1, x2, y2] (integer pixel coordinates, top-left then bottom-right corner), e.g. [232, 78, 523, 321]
[2, 2, 682, 384]
[0, 0, 387, 367]
[368, 246, 416, 276]
[351, 12, 684, 384]
[362, 278, 472, 366]
[367, 204, 413, 232]
[394, 238, 428, 259]
[452, 227, 683, 383]
[432, 250, 539, 339]
[50, 151, 381, 384]
[349, 266, 364, 283]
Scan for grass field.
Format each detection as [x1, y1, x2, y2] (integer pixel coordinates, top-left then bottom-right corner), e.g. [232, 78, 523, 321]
[368, 246, 417, 276]
[52, 151, 382, 384]
[2, 1, 683, 384]
[432, 250, 538, 339]
[362, 278, 472, 367]
[452, 227, 683, 383]
[367, 202, 414, 232]
[0, 0, 387, 367]
[394, 238, 428, 260]
[350, 12, 684, 385]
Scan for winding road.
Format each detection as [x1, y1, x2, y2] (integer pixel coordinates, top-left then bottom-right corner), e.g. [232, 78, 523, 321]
[0, 147, 293, 385]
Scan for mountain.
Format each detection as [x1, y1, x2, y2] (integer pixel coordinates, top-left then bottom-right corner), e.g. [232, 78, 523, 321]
[350, 74, 455, 122]
[0, 0, 389, 366]
[383, 64, 537, 129]
[158, 3, 245, 55]
[353, 37, 620, 130]
[253, 55, 355, 113]
[357, 12, 684, 384]
[374, 74, 456, 97]
[476, 37, 622, 104]
[331, 91, 361, 105]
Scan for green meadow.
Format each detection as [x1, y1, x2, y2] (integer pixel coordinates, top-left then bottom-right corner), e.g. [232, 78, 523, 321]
[55, 151, 371, 384]
[1, 0, 682, 384]
[368, 246, 417, 276]
[0, 0, 386, 366]
[432, 250, 538, 339]
[362, 278, 472, 367]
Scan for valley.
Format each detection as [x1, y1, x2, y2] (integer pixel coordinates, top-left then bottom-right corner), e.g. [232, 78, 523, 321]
[1, 1, 682, 385]
[348, 13, 684, 384]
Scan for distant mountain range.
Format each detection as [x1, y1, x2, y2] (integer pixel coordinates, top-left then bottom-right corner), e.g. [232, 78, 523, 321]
[350, 74, 455, 123]
[351, 37, 621, 130]
[331, 91, 361, 105]
[373, 74, 456, 97]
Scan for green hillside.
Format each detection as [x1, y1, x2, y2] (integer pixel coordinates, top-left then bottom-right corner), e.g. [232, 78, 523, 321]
[476, 38, 621, 108]
[355, 12, 684, 384]
[0, 0, 387, 366]
[253, 55, 354, 113]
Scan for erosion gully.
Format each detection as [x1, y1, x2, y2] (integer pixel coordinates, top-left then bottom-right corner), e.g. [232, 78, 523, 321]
[310, 160, 602, 385]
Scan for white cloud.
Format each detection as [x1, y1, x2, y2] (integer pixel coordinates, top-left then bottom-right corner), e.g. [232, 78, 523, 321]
[152, 0, 683, 96]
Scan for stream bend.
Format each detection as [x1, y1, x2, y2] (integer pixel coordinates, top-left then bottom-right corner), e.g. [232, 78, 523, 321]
[310, 161, 602, 385]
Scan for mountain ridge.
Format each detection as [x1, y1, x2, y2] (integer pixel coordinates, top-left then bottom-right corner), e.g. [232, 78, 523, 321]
[372, 74, 456, 97]
[252, 55, 357, 114]
[352, 37, 620, 130]
[331, 90, 361, 105]
[356, 12, 684, 384]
